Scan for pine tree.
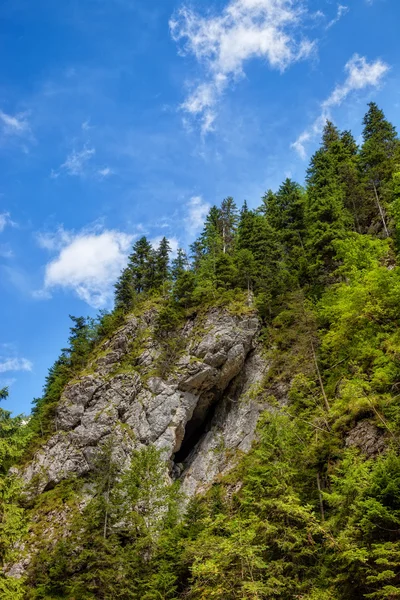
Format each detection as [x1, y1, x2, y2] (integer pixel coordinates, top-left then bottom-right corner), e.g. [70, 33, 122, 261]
[268, 179, 305, 246]
[259, 189, 276, 217]
[189, 240, 205, 273]
[220, 197, 238, 254]
[155, 237, 171, 291]
[173, 270, 196, 307]
[201, 206, 223, 256]
[114, 266, 134, 312]
[128, 236, 154, 294]
[171, 248, 189, 280]
[236, 248, 257, 300]
[237, 208, 283, 312]
[359, 103, 400, 236]
[338, 130, 364, 233]
[305, 122, 352, 284]
[215, 253, 237, 289]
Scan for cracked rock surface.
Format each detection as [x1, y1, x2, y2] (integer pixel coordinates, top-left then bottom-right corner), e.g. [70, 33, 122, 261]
[22, 309, 266, 498]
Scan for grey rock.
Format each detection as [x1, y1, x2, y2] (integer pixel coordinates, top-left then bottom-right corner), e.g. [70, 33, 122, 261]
[345, 420, 387, 457]
[21, 309, 265, 502]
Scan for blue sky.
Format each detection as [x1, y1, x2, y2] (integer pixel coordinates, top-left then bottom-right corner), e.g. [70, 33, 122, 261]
[0, 0, 399, 415]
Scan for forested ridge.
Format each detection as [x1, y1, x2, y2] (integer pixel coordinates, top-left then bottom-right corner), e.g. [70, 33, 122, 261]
[1, 102, 400, 598]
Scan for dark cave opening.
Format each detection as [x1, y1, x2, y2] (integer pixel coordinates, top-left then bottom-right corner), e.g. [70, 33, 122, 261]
[173, 397, 219, 465]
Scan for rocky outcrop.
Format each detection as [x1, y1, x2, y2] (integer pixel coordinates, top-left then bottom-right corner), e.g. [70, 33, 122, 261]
[23, 309, 266, 499]
[345, 419, 387, 457]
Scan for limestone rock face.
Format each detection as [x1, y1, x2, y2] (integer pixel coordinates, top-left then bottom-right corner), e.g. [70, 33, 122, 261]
[345, 420, 387, 457]
[23, 309, 266, 498]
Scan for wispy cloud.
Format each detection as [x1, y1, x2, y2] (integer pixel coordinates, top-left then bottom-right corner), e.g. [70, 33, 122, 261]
[170, 0, 316, 134]
[185, 196, 210, 237]
[0, 357, 33, 374]
[326, 4, 349, 29]
[0, 109, 30, 136]
[36, 226, 73, 251]
[37, 226, 134, 308]
[52, 145, 96, 178]
[0, 212, 17, 233]
[292, 54, 390, 158]
[98, 166, 113, 178]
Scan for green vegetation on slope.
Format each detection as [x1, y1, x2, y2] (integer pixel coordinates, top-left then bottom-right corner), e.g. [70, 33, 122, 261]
[1, 103, 400, 598]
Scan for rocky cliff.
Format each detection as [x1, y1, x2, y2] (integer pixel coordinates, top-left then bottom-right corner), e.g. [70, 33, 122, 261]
[22, 308, 266, 501]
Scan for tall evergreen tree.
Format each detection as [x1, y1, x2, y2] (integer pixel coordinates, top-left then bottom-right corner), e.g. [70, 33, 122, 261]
[305, 121, 352, 284]
[171, 248, 189, 280]
[220, 197, 238, 254]
[155, 237, 171, 290]
[359, 103, 400, 236]
[266, 179, 305, 246]
[337, 130, 365, 233]
[201, 206, 223, 255]
[189, 240, 205, 273]
[259, 189, 276, 217]
[128, 236, 154, 294]
[114, 266, 134, 312]
[237, 208, 283, 311]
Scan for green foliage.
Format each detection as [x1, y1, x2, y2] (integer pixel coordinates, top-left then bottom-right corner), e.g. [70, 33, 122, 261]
[5, 102, 400, 599]
[25, 445, 181, 600]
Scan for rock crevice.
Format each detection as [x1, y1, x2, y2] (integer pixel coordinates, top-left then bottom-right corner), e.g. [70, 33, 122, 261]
[23, 309, 266, 499]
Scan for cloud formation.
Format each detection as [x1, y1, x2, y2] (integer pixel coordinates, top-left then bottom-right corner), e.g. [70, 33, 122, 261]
[326, 4, 349, 29]
[52, 145, 96, 178]
[40, 228, 134, 308]
[185, 196, 210, 237]
[0, 109, 30, 136]
[292, 54, 390, 158]
[170, 0, 315, 134]
[0, 357, 33, 374]
[0, 212, 16, 233]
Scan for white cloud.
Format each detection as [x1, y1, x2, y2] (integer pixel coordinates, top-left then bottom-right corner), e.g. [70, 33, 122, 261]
[98, 167, 113, 178]
[292, 54, 390, 158]
[40, 228, 134, 308]
[0, 213, 10, 233]
[170, 0, 316, 134]
[36, 226, 73, 251]
[0, 212, 16, 233]
[0, 357, 33, 374]
[0, 109, 30, 136]
[326, 4, 349, 29]
[185, 196, 210, 237]
[54, 145, 96, 177]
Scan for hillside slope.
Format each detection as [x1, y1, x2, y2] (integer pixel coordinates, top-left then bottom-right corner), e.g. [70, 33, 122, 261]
[0, 104, 399, 599]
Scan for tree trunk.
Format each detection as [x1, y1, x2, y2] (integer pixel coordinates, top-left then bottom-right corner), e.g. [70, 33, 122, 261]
[373, 182, 390, 238]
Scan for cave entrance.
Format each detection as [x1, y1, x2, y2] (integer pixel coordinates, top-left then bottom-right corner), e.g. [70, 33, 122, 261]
[173, 395, 219, 464]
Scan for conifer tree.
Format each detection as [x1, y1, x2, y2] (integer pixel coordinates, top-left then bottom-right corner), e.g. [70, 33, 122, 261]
[189, 240, 205, 273]
[173, 270, 196, 307]
[155, 236, 171, 290]
[259, 189, 276, 217]
[171, 248, 189, 280]
[114, 266, 134, 312]
[237, 208, 283, 311]
[305, 121, 352, 284]
[128, 236, 154, 293]
[201, 206, 223, 256]
[220, 197, 238, 254]
[337, 130, 364, 233]
[267, 179, 305, 245]
[359, 103, 400, 235]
